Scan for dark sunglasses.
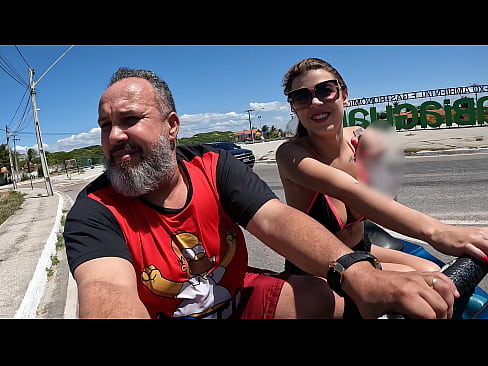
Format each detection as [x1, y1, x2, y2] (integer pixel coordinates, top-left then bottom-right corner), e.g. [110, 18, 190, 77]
[287, 79, 340, 110]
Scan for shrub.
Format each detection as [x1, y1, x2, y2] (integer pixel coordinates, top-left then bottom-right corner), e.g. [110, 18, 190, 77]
[0, 190, 25, 225]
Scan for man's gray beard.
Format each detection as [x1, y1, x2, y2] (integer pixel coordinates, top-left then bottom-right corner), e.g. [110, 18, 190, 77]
[105, 135, 177, 197]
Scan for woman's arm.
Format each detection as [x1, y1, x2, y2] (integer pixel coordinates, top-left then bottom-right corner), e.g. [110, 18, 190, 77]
[276, 141, 488, 262]
[246, 198, 459, 319]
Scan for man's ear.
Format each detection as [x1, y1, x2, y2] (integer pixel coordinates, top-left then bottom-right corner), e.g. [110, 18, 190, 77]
[166, 112, 180, 141]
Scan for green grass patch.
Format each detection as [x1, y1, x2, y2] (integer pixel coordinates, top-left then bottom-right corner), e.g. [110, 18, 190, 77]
[0, 190, 25, 225]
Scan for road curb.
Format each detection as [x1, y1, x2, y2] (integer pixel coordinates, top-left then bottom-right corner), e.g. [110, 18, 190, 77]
[59, 191, 78, 319]
[13, 192, 64, 318]
[410, 147, 488, 156]
[64, 272, 78, 318]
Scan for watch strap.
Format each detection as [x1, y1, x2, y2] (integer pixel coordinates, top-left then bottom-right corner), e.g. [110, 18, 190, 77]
[327, 251, 381, 297]
[337, 251, 381, 270]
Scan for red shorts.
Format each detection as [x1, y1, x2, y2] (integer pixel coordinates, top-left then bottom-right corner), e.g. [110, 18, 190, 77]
[230, 267, 287, 319]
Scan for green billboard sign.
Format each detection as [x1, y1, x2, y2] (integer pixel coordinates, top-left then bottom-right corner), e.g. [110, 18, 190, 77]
[344, 85, 488, 130]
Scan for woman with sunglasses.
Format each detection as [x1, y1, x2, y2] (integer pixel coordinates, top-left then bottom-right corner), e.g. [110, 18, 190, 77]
[276, 57, 488, 285]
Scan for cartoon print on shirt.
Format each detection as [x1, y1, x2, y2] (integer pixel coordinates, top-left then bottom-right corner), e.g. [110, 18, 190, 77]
[140, 229, 238, 318]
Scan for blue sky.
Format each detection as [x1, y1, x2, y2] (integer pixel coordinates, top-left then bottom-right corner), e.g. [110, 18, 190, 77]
[0, 44, 487, 154]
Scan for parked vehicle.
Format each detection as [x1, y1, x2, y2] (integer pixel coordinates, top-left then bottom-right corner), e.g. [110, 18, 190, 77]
[205, 141, 255, 168]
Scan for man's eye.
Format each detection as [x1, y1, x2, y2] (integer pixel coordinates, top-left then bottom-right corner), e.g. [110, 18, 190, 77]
[124, 116, 141, 125]
[100, 123, 111, 132]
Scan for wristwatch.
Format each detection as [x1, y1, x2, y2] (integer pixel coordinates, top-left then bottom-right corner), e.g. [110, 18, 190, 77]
[326, 251, 381, 297]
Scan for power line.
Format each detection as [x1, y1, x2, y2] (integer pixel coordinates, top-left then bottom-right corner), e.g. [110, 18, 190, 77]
[32, 45, 74, 87]
[0, 129, 89, 147]
[14, 45, 31, 70]
[8, 93, 31, 132]
[27, 45, 74, 196]
[0, 49, 29, 87]
[15, 131, 83, 135]
[30, 68, 53, 196]
[25, 45, 74, 196]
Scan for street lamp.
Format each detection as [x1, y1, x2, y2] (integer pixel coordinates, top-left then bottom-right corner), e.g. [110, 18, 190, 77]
[469, 83, 479, 104]
[245, 109, 254, 144]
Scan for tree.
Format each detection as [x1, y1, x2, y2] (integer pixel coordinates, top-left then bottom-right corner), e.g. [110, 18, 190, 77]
[26, 148, 36, 173]
[0, 144, 10, 170]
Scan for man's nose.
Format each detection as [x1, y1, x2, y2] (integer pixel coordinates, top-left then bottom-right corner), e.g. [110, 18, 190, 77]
[109, 124, 128, 144]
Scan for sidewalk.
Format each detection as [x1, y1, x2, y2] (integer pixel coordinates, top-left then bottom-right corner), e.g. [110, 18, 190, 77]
[246, 125, 488, 162]
[0, 166, 105, 319]
[1, 125, 487, 318]
[400, 125, 488, 155]
[0, 185, 66, 318]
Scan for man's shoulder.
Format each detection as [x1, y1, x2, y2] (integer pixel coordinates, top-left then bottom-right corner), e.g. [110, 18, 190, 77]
[83, 171, 111, 195]
[73, 172, 116, 205]
[176, 143, 213, 161]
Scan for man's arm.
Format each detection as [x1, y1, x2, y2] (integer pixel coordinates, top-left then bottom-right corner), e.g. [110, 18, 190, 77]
[246, 198, 353, 275]
[74, 257, 150, 318]
[246, 198, 458, 319]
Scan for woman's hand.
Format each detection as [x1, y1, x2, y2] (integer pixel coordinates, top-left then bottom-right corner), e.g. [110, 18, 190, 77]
[430, 224, 488, 264]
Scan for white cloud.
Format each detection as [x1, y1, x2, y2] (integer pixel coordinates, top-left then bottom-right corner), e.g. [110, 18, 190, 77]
[178, 101, 290, 138]
[15, 128, 102, 154]
[50, 127, 101, 152]
[178, 111, 249, 137]
[250, 101, 289, 113]
[16, 101, 292, 153]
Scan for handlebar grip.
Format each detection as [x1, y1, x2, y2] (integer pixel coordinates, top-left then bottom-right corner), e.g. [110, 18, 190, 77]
[441, 256, 488, 298]
[380, 256, 488, 319]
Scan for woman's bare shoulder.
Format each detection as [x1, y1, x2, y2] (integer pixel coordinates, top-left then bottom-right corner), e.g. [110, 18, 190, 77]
[276, 138, 314, 168]
[276, 137, 311, 156]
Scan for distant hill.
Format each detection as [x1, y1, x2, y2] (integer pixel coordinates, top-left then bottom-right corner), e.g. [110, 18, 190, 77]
[177, 131, 235, 145]
[47, 131, 236, 166]
[48, 145, 104, 166]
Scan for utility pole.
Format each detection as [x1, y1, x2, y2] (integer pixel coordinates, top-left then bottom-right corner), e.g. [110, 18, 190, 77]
[5, 126, 17, 190]
[12, 136, 20, 181]
[245, 109, 255, 144]
[26, 45, 73, 197]
[29, 68, 53, 196]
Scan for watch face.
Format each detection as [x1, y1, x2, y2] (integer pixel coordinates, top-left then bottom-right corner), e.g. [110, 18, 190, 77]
[331, 261, 345, 274]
